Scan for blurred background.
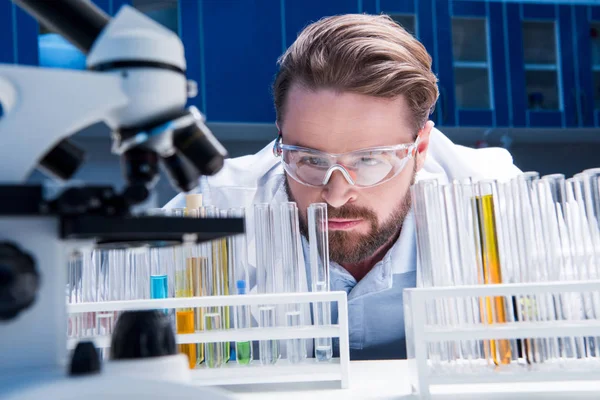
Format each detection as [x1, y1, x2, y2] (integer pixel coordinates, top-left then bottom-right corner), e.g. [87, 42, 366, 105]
[3, 0, 600, 206]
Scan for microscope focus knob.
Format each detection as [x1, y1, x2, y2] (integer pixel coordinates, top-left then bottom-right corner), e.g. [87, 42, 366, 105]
[110, 310, 177, 360]
[0, 242, 39, 321]
[70, 341, 101, 376]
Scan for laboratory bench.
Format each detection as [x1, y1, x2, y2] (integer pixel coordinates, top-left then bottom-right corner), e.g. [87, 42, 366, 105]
[218, 360, 600, 400]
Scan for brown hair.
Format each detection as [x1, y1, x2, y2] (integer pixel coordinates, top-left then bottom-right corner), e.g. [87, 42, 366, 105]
[273, 14, 439, 134]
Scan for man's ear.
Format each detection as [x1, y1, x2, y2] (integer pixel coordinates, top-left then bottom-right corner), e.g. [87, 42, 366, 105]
[415, 120, 434, 172]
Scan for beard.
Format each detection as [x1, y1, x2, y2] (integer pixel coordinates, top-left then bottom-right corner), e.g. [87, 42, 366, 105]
[284, 163, 417, 265]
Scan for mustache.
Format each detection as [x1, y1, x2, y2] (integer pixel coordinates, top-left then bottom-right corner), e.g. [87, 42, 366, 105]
[326, 204, 376, 221]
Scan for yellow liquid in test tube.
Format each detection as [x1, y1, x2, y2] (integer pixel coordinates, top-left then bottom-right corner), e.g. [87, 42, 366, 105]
[476, 194, 511, 366]
[176, 310, 196, 369]
[176, 260, 196, 369]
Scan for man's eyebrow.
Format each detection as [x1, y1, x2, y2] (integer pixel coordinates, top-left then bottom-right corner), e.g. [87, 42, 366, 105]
[283, 139, 315, 149]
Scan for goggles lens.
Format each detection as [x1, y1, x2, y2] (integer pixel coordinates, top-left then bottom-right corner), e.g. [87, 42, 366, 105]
[276, 142, 415, 187]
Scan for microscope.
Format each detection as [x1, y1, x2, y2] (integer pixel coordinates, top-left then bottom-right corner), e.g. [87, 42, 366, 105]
[0, 0, 241, 398]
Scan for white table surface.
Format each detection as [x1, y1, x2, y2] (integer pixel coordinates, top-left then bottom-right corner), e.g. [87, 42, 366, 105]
[219, 360, 600, 400]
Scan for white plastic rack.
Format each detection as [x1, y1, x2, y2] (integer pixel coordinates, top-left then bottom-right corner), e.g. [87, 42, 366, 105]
[67, 290, 350, 389]
[403, 280, 600, 399]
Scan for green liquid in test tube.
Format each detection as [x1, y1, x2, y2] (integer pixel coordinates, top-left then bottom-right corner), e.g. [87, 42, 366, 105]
[235, 280, 252, 364]
[229, 207, 253, 365]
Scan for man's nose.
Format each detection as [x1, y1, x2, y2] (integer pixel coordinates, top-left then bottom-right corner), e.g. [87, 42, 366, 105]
[321, 169, 356, 208]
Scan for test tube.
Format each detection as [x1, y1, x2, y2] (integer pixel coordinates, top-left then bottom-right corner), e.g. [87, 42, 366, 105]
[94, 249, 110, 347]
[582, 169, 600, 281]
[67, 250, 83, 339]
[411, 180, 443, 366]
[174, 239, 196, 369]
[530, 181, 556, 363]
[229, 208, 253, 365]
[254, 203, 280, 365]
[567, 177, 599, 358]
[202, 206, 224, 368]
[218, 209, 232, 363]
[308, 203, 333, 362]
[100, 248, 126, 350]
[279, 202, 308, 364]
[411, 181, 431, 288]
[186, 208, 205, 366]
[474, 180, 511, 366]
[149, 243, 170, 318]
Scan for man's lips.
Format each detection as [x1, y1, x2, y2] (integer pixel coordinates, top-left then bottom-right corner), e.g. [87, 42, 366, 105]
[328, 218, 362, 230]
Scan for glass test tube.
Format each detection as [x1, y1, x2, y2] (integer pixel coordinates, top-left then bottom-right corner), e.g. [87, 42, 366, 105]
[186, 208, 205, 366]
[567, 178, 599, 358]
[308, 203, 333, 362]
[582, 169, 600, 282]
[578, 172, 600, 357]
[254, 203, 281, 365]
[202, 206, 224, 368]
[433, 183, 455, 364]
[539, 180, 571, 361]
[229, 208, 253, 365]
[543, 175, 583, 361]
[513, 174, 543, 363]
[411, 180, 443, 366]
[279, 202, 308, 363]
[443, 183, 477, 364]
[456, 180, 485, 365]
[411, 182, 432, 288]
[474, 181, 511, 366]
[149, 241, 173, 321]
[100, 248, 126, 352]
[583, 169, 600, 353]
[563, 181, 598, 358]
[218, 209, 232, 362]
[94, 249, 110, 358]
[67, 251, 81, 338]
[174, 236, 196, 369]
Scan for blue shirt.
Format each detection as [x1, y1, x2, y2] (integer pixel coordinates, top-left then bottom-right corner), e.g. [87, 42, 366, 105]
[301, 210, 418, 360]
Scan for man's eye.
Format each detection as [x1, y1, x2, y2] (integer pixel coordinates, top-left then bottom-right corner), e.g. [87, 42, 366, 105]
[359, 157, 381, 166]
[300, 156, 327, 166]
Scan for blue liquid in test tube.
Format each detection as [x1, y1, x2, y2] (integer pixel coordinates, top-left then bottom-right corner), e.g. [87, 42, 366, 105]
[150, 274, 168, 313]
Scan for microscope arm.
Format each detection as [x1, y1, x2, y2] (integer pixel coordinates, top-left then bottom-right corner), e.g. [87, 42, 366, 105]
[0, 65, 129, 183]
[0, 3, 198, 191]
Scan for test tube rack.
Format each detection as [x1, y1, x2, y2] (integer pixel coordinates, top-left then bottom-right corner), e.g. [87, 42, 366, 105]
[67, 290, 350, 389]
[403, 280, 600, 400]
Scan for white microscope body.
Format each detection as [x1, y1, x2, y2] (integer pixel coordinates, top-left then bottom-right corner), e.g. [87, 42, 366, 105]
[0, 1, 233, 398]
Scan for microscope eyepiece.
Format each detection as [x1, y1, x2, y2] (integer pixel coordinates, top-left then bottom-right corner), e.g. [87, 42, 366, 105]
[38, 138, 86, 181]
[121, 147, 159, 205]
[112, 107, 227, 199]
[160, 151, 201, 193]
[172, 120, 228, 176]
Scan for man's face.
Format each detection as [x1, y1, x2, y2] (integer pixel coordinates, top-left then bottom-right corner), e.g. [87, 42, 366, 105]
[280, 84, 431, 265]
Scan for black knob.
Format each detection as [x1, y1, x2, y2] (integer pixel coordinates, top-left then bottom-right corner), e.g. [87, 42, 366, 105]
[110, 310, 176, 360]
[38, 138, 86, 181]
[0, 242, 39, 321]
[70, 341, 101, 376]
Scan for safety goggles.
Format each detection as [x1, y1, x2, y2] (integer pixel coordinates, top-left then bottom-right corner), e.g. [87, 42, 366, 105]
[273, 134, 418, 188]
